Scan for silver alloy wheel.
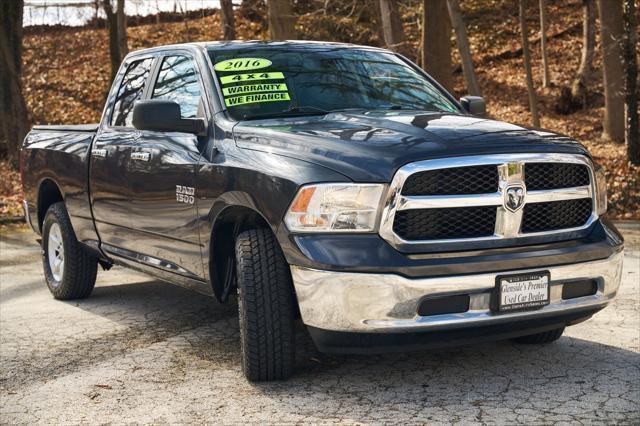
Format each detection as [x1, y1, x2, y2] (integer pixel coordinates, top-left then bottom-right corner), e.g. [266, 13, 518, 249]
[47, 222, 64, 283]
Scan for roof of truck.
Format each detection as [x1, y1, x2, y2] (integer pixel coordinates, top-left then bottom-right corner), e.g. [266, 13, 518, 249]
[204, 40, 384, 50]
[130, 40, 386, 56]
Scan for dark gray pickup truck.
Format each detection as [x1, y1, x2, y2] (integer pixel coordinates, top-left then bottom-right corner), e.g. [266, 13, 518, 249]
[21, 41, 624, 381]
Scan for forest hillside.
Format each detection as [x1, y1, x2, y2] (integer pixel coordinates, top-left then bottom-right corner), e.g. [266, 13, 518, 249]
[1, 0, 637, 220]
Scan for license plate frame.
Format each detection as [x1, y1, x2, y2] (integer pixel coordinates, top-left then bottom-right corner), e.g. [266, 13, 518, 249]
[494, 271, 550, 313]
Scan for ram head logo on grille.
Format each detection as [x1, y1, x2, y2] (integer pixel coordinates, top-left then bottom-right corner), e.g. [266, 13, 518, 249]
[505, 185, 525, 212]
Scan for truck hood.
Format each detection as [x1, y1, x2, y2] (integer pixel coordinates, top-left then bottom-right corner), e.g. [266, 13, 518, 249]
[233, 111, 590, 182]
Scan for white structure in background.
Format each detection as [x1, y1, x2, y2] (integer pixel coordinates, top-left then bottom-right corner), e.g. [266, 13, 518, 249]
[24, 0, 224, 27]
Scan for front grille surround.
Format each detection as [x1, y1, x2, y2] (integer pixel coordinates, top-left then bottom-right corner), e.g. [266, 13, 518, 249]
[379, 153, 597, 250]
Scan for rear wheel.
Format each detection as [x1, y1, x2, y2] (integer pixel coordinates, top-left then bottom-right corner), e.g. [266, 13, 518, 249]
[235, 228, 295, 381]
[42, 202, 98, 300]
[512, 326, 565, 344]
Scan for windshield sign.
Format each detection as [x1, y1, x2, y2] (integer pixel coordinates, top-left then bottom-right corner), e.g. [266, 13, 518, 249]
[213, 58, 273, 72]
[210, 48, 459, 120]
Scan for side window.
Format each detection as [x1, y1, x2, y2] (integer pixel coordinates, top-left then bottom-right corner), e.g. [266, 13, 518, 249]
[152, 55, 202, 118]
[110, 58, 153, 127]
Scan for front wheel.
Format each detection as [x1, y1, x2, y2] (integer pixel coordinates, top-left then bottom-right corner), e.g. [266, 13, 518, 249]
[235, 228, 296, 381]
[42, 202, 98, 300]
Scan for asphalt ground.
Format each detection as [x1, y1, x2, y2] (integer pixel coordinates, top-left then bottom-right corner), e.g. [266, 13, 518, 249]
[1, 223, 638, 424]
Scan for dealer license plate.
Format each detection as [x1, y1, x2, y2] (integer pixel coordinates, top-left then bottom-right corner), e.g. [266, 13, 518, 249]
[496, 271, 550, 313]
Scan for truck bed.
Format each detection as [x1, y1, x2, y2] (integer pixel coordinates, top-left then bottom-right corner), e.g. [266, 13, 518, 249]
[21, 125, 98, 245]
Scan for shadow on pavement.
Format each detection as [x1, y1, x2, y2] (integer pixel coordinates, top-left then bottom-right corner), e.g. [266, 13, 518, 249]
[2, 274, 638, 422]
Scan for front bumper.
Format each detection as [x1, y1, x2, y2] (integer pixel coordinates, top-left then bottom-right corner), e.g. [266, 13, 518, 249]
[291, 250, 623, 349]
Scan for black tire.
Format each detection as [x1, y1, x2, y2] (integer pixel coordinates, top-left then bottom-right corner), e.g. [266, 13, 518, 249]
[235, 228, 295, 381]
[512, 326, 565, 344]
[42, 202, 98, 300]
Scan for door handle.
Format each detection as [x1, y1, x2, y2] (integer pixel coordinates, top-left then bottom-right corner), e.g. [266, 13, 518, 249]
[91, 148, 107, 158]
[131, 152, 151, 162]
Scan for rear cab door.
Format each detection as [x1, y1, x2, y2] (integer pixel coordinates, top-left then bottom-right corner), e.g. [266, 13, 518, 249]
[90, 54, 155, 251]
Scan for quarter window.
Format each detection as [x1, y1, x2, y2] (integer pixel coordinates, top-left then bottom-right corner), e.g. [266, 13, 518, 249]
[110, 58, 153, 127]
[152, 56, 202, 118]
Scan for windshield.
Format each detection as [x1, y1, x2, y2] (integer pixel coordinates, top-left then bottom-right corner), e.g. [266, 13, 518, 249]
[208, 47, 459, 120]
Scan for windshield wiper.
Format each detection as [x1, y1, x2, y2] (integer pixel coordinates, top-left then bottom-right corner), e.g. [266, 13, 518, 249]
[242, 105, 329, 121]
[286, 106, 330, 115]
[375, 104, 442, 112]
[327, 107, 369, 114]
[377, 104, 408, 110]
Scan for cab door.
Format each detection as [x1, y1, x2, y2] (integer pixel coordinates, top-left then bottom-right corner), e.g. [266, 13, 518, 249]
[125, 54, 208, 280]
[90, 57, 154, 250]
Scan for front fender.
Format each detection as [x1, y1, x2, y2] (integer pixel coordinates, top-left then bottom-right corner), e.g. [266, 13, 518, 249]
[195, 142, 350, 284]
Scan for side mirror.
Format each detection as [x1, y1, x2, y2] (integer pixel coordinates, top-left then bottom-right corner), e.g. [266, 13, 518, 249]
[132, 100, 206, 135]
[460, 96, 486, 117]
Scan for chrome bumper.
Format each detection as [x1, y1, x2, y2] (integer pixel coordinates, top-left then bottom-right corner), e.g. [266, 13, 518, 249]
[290, 251, 624, 333]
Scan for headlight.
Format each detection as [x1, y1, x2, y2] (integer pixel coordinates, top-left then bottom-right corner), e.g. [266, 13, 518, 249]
[284, 183, 385, 232]
[594, 163, 607, 216]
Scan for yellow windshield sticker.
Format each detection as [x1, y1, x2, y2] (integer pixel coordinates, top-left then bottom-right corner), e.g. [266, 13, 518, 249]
[225, 92, 291, 107]
[222, 83, 288, 96]
[214, 58, 272, 72]
[219, 72, 285, 85]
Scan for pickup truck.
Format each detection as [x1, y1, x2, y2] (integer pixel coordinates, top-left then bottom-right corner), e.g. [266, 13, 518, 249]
[21, 41, 624, 381]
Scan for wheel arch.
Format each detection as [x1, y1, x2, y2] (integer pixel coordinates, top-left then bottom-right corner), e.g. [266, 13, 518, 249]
[208, 204, 274, 302]
[37, 178, 64, 233]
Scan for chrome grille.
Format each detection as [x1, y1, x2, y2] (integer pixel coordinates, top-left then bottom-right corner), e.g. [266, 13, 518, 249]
[522, 198, 593, 233]
[379, 154, 596, 249]
[525, 163, 590, 190]
[393, 206, 496, 240]
[402, 165, 499, 195]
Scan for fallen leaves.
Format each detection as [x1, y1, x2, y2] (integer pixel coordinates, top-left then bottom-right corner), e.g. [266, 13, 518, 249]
[0, 161, 23, 219]
[1, 1, 636, 221]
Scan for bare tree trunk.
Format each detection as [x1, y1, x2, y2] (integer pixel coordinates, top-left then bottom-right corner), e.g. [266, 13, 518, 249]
[571, 0, 596, 106]
[597, 0, 625, 143]
[519, 0, 540, 127]
[0, 0, 30, 163]
[379, 0, 406, 53]
[103, 0, 121, 84]
[94, 0, 100, 27]
[268, 0, 297, 40]
[373, 0, 387, 49]
[623, 0, 638, 164]
[539, 0, 550, 87]
[421, 0, 453, 93]
[447, 0, 481, 96]
[116, 0, 127, 58]
[220, 0, 236, 40]
[177, 1, 191, 41]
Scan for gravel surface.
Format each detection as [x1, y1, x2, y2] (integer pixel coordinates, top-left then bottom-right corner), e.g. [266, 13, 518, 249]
[1, 224, 638, 424]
